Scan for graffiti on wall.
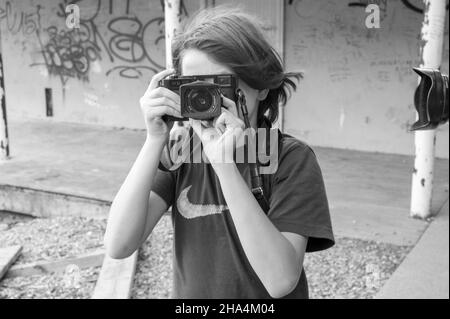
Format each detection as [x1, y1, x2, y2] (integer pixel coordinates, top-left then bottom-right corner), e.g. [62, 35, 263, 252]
[0, 0, 188, 85]
[0, 1, 42, 36]
[348, 0, 449, 15]
[104, 16, 166, 78]
[347, 0, 388, 22]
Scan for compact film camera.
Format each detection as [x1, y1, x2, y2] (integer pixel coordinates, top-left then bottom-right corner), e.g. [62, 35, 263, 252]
[158, 74, 238, 121]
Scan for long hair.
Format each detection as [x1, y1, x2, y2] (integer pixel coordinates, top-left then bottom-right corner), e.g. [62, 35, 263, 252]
[172, 6, 302, 126]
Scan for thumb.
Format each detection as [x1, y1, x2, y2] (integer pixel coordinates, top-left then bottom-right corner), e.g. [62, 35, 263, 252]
[214, 108, 245, 132]
[189, 119, 218, 142]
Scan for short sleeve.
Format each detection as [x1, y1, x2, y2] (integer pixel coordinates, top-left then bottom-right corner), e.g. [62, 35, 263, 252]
[268, 140, 335, 252]
[152, 169, 176, 208]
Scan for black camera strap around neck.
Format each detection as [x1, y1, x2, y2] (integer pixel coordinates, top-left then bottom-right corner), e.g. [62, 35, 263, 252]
[237, 90, 270, 214]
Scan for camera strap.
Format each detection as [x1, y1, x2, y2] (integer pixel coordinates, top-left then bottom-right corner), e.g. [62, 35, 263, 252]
[237, 90, 270, 214]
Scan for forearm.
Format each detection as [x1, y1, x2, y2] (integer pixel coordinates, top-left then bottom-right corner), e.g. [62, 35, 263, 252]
[214, 164, 302, 298]
[104, 136, 166, 258]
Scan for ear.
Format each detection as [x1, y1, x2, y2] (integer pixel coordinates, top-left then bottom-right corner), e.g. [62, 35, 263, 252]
[257, 89, 269, 101]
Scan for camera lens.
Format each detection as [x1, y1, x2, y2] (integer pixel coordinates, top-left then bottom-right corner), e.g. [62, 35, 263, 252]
[180, 82, 222, 120]
[189, 88, 214, 112]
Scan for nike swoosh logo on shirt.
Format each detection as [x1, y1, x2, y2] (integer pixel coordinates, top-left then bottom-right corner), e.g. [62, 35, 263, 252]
[176, 186, 228, 219]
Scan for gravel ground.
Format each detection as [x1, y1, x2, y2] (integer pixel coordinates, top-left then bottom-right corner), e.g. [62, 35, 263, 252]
[0, 266, 100, 299]
[0, 211, 105, 299]
[0, 212, 106, 265]
[0, 211, 412, 299]
[303, 237, 411, 299]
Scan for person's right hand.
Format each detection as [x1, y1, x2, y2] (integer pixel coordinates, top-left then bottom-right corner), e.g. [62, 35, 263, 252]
[139, 69, 181, 141]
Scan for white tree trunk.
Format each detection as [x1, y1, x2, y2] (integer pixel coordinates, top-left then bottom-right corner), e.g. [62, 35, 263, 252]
[410, 0, 447, 219]
[0, 30, 10, 161]
[164, 0, 182, 69]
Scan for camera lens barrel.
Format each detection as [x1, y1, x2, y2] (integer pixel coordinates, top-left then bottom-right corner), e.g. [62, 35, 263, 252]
[181, 81, 222, 120]
[159, 74, 238, 121]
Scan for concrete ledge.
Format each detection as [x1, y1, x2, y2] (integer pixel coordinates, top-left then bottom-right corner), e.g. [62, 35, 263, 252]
[0, 246, 22, 280]
[0, 184, 111, 218]
[92, 251, 138, 299]
[5, 250, 105, 278]
[376, 200, 449, 299]
[331, 201, 428, 246]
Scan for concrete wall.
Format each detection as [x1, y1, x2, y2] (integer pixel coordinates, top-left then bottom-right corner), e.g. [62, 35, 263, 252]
[0, 0, 199, 128]
[1, 0, 449, 158]
[284, 0, 449, 158]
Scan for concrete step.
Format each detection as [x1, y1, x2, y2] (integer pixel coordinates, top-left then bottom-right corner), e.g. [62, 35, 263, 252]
[375, 200, 449, 299]
[0, 184, 110, 218]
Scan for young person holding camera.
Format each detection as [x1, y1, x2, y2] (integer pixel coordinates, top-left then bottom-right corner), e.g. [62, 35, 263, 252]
[104, 7, 334, 299]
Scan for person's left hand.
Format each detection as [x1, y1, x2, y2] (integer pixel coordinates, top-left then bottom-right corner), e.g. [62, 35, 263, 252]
[190, 95, 246, 166]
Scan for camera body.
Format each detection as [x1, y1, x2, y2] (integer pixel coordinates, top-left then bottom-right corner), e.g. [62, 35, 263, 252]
[158, 74, 238, 121]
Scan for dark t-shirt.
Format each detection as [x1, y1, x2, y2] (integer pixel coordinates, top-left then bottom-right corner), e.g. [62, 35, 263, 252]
[152, 131, 335, 299]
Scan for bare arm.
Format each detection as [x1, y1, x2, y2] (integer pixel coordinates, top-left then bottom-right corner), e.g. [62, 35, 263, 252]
[137, 191, 170, 247]
[104, 137, 167, 259]
[215, 164, 307, 299]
